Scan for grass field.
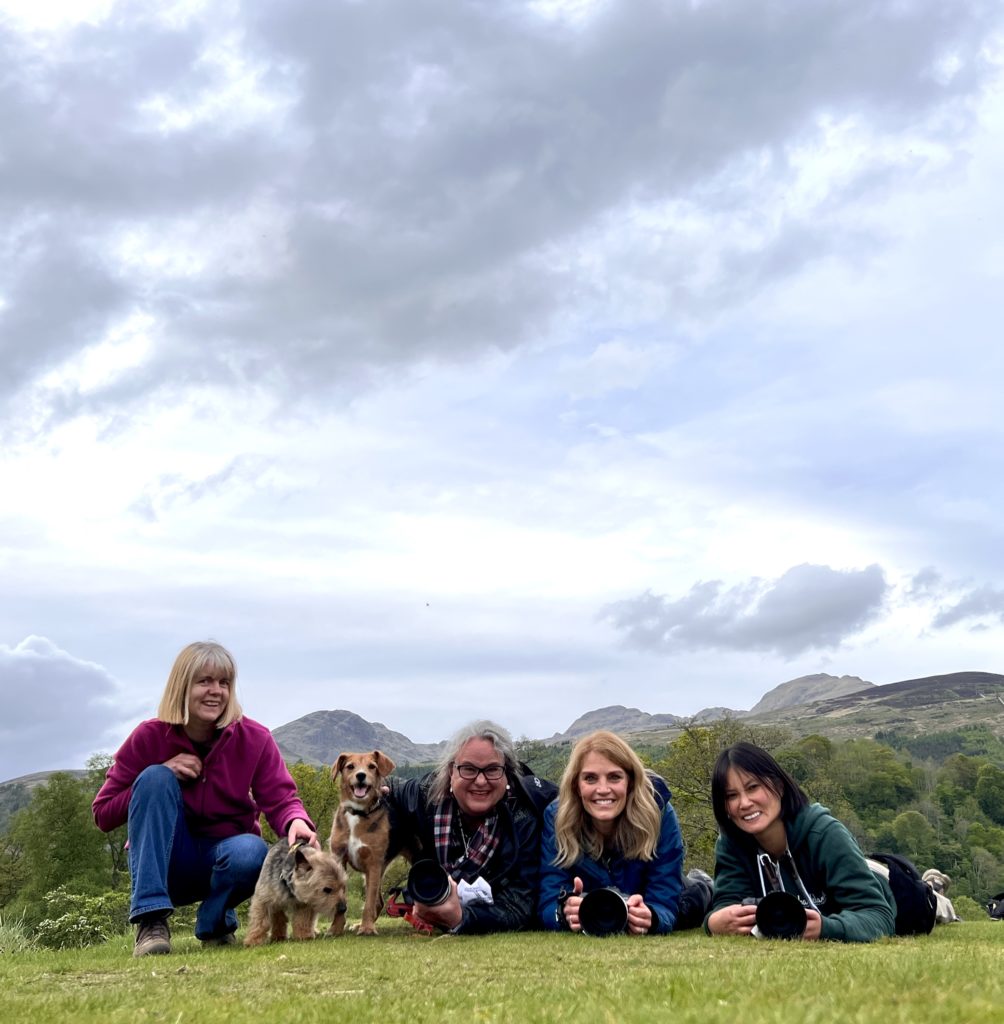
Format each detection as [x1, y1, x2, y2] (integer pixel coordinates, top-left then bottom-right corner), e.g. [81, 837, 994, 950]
[4, 918, 1003, 1024]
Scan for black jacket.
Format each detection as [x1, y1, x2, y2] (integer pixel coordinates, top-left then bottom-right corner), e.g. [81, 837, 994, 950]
[386, 764, 556, 933]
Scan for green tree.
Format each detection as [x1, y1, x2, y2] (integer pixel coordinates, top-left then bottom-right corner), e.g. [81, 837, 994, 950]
[975, 764, 1004, 824]
[8, 773, 110, 922]
[85, 754, 128, 890]
[889, 810, 936, 865]
[832, 739, 916, 822]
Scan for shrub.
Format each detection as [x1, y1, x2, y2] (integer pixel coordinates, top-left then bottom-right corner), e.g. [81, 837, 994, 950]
[34, 887, 131, 949]
[952, 894, 984, 920]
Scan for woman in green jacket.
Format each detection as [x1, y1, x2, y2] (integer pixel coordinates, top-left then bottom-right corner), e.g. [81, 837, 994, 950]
[705, 742, 895, 942]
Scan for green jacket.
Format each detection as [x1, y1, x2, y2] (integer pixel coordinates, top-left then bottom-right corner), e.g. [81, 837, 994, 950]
[707, 802, 896, 943]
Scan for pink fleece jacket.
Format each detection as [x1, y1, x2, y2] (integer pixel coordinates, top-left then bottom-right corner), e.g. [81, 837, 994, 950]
[92, 717, 313, 840]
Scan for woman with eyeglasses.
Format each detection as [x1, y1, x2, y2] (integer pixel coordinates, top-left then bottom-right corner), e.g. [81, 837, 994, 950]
[383, 720, 556, 933]
[538, 730, 709, 935]
[705, 742, 895, 942]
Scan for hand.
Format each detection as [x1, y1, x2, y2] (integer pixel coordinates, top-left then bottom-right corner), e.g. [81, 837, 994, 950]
[626, 893, 652, 934]
[562, 876, 585, 932]
[163, 753, 202, 782]
[707, 903, 758, 936]
[413, 877, 463, 930]
[287, 818, 320, 850]
[801, 908, 822, 941]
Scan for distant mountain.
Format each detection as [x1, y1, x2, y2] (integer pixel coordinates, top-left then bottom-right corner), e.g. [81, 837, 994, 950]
[544, 705, 687, 745]
[272, 709, 446, 767]
[743, 671, 1004, 739]
[747, 673, 873, 715]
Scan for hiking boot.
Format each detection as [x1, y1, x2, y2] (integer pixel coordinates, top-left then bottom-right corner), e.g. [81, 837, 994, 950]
[133, 914, 171, 957]
[200, 932, 237, 948]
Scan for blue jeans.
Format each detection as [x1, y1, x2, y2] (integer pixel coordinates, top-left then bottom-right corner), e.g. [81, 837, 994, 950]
[128, 765, 267, 939]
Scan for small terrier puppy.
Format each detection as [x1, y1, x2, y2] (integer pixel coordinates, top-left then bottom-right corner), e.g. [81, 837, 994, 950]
[329, 750, 401, 936]
[244, 841, 347, 945]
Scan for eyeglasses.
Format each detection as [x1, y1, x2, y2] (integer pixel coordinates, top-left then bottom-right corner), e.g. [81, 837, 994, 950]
[453, 762, 505, 781]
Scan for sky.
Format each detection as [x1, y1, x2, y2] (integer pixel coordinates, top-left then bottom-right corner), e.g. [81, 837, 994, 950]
[2, 0, 1003, 782]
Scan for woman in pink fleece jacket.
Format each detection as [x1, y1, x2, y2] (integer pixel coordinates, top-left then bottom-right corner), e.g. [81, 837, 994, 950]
[93, 641, 316, 957]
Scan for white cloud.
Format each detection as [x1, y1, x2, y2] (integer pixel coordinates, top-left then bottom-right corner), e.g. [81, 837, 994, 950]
[603, 564, 890, 656]
[0, 2, 1002, 777]
[0, 636, 140, 780]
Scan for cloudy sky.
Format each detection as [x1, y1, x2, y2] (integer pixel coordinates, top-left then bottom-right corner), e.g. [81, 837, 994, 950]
[2, 0, 1003, 782]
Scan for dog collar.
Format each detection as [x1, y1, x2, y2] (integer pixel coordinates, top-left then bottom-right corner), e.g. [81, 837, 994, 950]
[344, 797, 386, 818]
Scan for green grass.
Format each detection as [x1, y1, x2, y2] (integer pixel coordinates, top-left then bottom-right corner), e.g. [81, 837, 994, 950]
[3, 919, 1003, 1024]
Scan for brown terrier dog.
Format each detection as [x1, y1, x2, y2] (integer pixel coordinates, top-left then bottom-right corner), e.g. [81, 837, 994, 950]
[329, 750, 401, 936]
[244, 841, 348, 945]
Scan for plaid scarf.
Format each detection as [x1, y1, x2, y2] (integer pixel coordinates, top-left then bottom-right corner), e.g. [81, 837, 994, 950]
[432, 797, 501, 879]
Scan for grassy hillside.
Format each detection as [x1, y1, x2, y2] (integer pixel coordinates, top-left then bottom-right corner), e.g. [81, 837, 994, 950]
[2, 918, 1002, 1024]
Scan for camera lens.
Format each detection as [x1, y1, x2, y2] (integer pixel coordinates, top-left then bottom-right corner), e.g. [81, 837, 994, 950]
[578, 888, 629, 937]
[755, 890, 806, 939]
[407, 860, 452, 906]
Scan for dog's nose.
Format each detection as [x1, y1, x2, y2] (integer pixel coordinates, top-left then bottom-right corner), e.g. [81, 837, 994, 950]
[337, 901, 347, 914]
[354, 772, 366, 782]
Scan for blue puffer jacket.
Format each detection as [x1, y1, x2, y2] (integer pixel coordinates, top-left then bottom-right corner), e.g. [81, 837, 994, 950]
[537, 773, 685, 934]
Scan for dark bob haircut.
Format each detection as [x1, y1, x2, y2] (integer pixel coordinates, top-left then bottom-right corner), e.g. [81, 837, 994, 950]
[711, 743, 810, 847]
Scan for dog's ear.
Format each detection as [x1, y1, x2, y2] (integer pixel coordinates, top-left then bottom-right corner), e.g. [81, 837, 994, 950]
[332, 753, 350, 780]
[293, 846, 313, 872]
[373, 750, 396, 777]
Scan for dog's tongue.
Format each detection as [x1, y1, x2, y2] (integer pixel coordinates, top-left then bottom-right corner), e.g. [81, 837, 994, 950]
[353, 785, 370, 799]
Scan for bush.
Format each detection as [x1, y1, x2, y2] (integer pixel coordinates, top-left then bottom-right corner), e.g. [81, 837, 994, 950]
[34, 887, 131, 949]
[952, 894, 984, 921]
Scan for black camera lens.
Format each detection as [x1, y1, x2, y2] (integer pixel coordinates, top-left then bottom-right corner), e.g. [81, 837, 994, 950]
[755, 890, 807, 939]
[578, 887, 629, 937]
[407, 860, 452, 907]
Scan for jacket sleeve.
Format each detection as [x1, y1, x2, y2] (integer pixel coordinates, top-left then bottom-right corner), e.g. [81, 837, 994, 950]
[808, 818, 896, 942]
[250, 730, 314, 837]
[705, 833, 758, 932]
[459, 801, 542, 934]
[92, 723, 162, 833]
[639, 801, 685, 935]
[537, 800, 571, 930]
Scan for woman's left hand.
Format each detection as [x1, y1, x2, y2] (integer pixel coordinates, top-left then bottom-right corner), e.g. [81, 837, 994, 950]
[626, 894, 653, 934]
[287, 818, 320, 849]
[801, 908, 822, 941]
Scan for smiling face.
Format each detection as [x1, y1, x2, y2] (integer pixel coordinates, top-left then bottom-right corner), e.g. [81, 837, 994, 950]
[577, 751, 630, 835]
[450, 738, 508, 820]
[723, 766, 785, 851]
[185, 667, 231, 738]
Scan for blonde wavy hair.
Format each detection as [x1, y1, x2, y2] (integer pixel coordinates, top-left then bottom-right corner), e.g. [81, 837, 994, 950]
[552, 730, 661, 867]
[157, 641, 243, 729]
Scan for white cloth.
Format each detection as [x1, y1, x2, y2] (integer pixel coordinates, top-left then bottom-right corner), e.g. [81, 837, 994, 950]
[457, 876, 494, 907]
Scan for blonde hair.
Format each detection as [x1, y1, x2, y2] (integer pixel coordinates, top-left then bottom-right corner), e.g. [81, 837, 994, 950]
[552, 730, 661, 867]
[157, 641, 243, 729]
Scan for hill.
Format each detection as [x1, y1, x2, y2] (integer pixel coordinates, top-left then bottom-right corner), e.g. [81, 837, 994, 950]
[742, 670, 1004, 739]
[747, 672, 873, 714]
[272, 709, 446, 767]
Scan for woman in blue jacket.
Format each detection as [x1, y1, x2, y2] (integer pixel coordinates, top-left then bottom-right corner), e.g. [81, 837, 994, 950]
[538, 730, 685, 934]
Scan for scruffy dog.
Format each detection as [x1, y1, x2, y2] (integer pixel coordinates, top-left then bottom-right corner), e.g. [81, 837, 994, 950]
[329, 750, 402, 936]
[244, 841, 347, 946]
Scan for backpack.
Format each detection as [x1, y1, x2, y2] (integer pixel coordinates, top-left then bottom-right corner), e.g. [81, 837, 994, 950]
[986, 892, 1004, 920]
[867, 852, 937, 936]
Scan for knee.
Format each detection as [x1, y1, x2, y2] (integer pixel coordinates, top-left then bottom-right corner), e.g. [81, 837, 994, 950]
[217, 835, 267, 881]
[130, 765, 183, 812]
